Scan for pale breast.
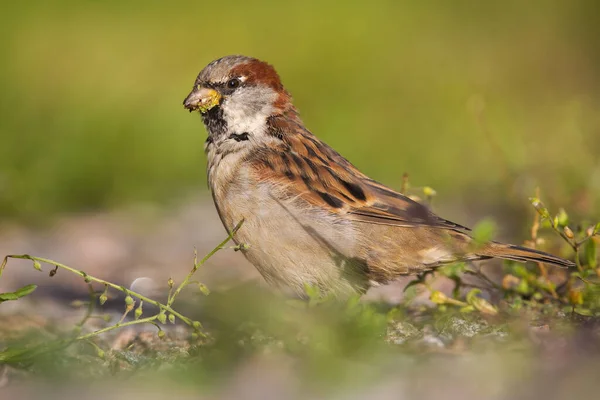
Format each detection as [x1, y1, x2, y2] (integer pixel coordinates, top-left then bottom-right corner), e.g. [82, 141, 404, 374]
[209, 161, 370, 296]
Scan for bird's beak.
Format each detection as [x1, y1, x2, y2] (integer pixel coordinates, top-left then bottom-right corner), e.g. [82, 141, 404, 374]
[183, 86, 221, 113]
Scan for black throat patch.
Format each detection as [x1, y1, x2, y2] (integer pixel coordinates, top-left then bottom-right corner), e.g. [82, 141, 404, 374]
[229, 132, 250, 142]
[202, 107, 227, 138]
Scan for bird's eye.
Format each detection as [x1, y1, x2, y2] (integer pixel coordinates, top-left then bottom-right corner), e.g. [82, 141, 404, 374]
[227, 78, 241, 89]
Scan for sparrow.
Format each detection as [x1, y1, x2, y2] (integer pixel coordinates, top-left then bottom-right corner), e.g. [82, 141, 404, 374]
[183, 55, 575, 297]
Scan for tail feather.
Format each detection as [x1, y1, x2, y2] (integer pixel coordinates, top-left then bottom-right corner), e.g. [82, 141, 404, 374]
[478, 242, 575, 268]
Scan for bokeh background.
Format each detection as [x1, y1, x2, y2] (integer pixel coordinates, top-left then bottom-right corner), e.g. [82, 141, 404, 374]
[2, 0, 599, 222]
[2, 0, 598, 291]
[1, 1, 600, 397]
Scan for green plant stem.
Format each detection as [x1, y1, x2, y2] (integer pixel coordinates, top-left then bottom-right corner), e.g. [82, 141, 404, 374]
[2, 254, 196, 328]
[445, 297, 469, 307]
[167, 219, 243, 307]
[1, 223, 243, 342]
[74, 283, 97, 334]
[547, 221, 579, 255]
[76, 316, 159, 341]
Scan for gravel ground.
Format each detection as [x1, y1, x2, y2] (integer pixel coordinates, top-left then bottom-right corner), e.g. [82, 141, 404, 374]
[2, 196, 597, 399]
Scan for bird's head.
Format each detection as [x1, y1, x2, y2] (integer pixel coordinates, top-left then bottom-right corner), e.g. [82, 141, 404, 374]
[183, 55, 295, 141]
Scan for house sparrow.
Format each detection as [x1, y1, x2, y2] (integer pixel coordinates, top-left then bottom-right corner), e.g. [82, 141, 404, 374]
[183, 55, 574, 297]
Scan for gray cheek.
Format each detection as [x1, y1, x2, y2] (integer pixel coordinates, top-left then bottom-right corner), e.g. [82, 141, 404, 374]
[226, 88, 278, 116]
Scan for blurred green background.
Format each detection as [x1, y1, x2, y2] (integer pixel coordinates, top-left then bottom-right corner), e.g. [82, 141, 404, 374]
[1, 0, 599, 224]
[1, 3, 600, 396]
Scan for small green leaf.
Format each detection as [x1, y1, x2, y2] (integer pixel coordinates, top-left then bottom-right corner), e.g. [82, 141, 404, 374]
[584, 238, 597, 268]
[511, 264, 532, 279]
[197, 283, 210, 296]
[32, 260, 42, 271]
[303, 283, 321, 301]
[555, 208, 569, 227]
[0, 257, 7, 279]
[124, 295, 134, 306]
[96, 348, 105, 359]
[472, 219, 497, 245]
[582, 269, 596, 279]
[134, 302, 143, 320]
[465, 288, 482, 304]
[569, 289, 583, 305]
[573, 307, 593, 316]
[465, 288, 498, 315]
[0, 284, 37, 303]
[0, 293, 18, 302]
[530, 198, 550, 219]
[515, 279, 530, 295]
[440, 262, 466, 279]
[430, 290, 448, 304]
[157, 311, 167, 324]
[14, 284, 37, 297]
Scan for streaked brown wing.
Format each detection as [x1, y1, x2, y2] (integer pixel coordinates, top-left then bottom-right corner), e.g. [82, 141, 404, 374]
[254, 116, 470, 232]
[349, 181, 470, 231]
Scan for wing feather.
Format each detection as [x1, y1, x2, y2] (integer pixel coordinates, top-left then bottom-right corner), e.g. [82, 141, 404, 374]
[255, 116, 469, 232]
